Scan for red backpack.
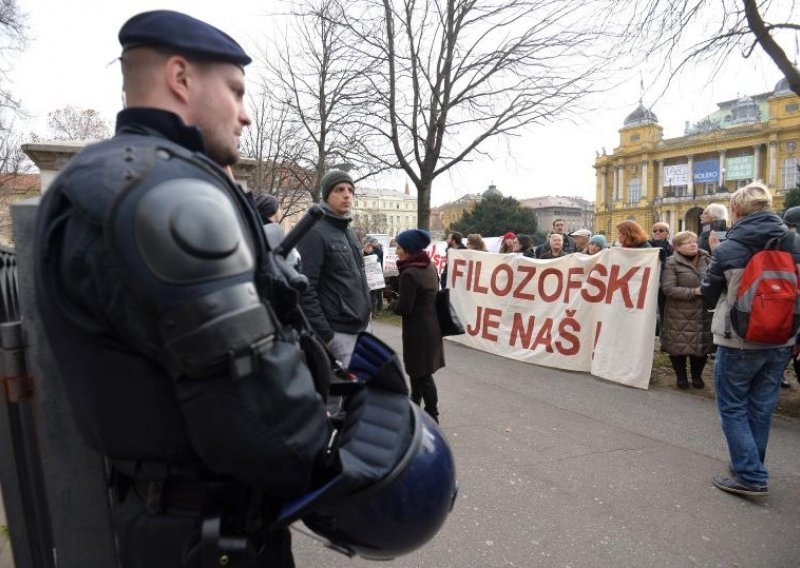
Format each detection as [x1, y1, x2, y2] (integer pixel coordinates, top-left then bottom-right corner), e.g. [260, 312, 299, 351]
[729, 238, 800, 344]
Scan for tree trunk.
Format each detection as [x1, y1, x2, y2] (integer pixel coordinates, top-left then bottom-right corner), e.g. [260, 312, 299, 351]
[417, 177, 432, 230]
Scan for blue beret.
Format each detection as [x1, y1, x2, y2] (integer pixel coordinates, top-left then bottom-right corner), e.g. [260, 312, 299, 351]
[396, 229, 431, 253]
[119, 10, 251, 66]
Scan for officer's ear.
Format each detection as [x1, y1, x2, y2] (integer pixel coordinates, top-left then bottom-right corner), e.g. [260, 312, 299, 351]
[164, 55, 193, 104]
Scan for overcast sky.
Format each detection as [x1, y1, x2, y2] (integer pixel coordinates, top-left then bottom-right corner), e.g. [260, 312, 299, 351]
[11, 0, 795, 206]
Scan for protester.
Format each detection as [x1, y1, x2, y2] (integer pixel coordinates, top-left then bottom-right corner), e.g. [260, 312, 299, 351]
[391, 229, 445, 423]
[783, 206, 800, 388]
[514, 234, 536, 258]
[297, 169, 371, 368]
[698, 203, 729, 254]
[570, 228, 592, 254]
[660, 231, 713, 389]
[701, 182, 798, 497]
[648, 222, 674, 263]
[499, 231, 516, 253]
[649, 221, 674, 337]
[536, 218, 575, 257]
[32, 10, 333, 565]
[255, 193, 301, 268]
[587, 234, 607, 255]
[616, 220, 652, 248]
[466, 233, 488, 251]
[364, 237, 384, 316]
[538, 233, 567, 259]
[441, 231, 466, 289]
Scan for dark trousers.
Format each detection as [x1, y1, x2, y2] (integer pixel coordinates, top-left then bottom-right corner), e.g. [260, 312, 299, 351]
[669, 355, 707, 381]
[410, 374, 439, 422]
[113, 492, 294, 567]
[370, 289, 383, 313]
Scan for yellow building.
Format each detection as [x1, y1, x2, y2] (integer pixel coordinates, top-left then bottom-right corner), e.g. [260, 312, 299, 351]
[594, 78, 800, 236]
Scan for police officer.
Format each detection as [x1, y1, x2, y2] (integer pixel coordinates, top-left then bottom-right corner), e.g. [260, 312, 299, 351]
[34, 11, 331, 567]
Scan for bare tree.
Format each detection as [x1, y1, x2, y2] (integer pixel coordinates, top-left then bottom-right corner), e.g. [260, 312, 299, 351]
[620, 0, 800, 96]
[241, 81, 316, 222]
[44, 106, 112, 141]
[343, 0, 612, 229]
[0, 0, 27, 114]
[261, 0, 384, 203]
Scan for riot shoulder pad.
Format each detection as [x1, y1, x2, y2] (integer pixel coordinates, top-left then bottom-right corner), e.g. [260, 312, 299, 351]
[133, 178, 253, 284]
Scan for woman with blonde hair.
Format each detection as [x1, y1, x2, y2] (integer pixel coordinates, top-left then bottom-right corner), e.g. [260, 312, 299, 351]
[466, 233, 487, 251]
[661, 231, 713, 389]
[616, 220, 651, 248]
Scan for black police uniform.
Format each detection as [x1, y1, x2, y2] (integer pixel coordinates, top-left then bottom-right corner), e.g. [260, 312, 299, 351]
[33, 12, 331, 566]
[35, 104, 333, 567]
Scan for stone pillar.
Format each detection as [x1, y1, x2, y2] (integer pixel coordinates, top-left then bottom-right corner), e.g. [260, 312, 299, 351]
[753, 144, 761, 182]
[687, 155, 694, 197]
[600, 168, 607, 206]
[640, 161, 648, 199]
[768, 140, 778, 187]
[657, 159, 664, 198]
[718, 150, 726, 188]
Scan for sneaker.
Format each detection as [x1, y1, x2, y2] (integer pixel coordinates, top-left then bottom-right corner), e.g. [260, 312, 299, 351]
[781, 378, 791, 389]
[712, 475, 768, 497]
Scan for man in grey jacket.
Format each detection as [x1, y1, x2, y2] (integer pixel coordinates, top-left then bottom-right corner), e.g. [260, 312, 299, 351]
[700, 182, 799, 497]
[298, 170, 371, 367]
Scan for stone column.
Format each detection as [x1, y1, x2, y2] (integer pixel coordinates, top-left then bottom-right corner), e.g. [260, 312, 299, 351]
[641, 160, 648, 200]
[657, 159, 664, 198]
[600, 168, 607, 206]
[753, 144, 761, 182]
[687, 155, 694, 197]
[768, 140, 778, 187]
[718, 150, 726, 189]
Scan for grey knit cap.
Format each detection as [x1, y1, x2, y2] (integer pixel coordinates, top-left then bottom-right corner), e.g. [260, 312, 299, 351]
[320, 169, 354, 202]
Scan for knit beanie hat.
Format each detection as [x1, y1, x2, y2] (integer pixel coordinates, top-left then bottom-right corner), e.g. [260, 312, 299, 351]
[254, 193, 279, 223]
[502, 231, 516, 241]
[320, 169, 354, 202]
[589, 234, 607, 248]
[396, 229, 431, 253]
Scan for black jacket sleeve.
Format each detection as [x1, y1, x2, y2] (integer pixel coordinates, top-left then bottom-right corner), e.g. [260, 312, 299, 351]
[297, 228, 335, 343]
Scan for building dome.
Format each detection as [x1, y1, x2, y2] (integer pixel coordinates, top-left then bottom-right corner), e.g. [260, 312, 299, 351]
[623, 103, 658, 127]
[482, 184, 502, 199]
[773, 76, 793, 97]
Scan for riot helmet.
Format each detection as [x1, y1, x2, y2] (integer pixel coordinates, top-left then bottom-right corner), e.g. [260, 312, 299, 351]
[274, 398, 457, 560]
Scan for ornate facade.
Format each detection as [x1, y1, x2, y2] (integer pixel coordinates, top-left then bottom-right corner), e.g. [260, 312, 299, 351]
[594, 78, 800, 235]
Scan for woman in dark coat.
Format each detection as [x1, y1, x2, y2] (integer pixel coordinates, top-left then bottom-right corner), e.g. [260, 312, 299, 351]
[391, 229, 445, 422]
[660, 231, 713, 389]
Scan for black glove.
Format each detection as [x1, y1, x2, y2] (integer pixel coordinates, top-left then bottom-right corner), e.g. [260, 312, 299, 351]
[347, 332, 408, 395]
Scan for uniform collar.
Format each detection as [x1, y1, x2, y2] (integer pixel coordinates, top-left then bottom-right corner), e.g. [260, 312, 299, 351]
[115, 108, 207, 155]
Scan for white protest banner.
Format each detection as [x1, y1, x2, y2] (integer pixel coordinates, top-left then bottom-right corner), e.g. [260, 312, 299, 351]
[364, 254, 386, 290]
[384, 247, 399, 277]
[444, 248, 660, 389]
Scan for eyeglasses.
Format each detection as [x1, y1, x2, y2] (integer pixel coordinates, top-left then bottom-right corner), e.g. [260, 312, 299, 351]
[652, 229, 668, 233]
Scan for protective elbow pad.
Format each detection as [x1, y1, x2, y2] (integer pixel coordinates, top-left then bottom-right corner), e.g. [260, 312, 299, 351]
[108, 176, 273, 377]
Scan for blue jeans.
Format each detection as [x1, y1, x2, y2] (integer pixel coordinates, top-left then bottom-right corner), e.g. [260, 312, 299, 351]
[714, 346, 789, 487]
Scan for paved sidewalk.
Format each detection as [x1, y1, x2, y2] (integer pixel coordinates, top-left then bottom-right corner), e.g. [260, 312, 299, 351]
[0, 321, 797, 567]
[294, 321, 800, 567]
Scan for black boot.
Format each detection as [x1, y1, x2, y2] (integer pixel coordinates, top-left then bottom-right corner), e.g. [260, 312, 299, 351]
[690, 356, 707, 389]
[670, 355, 689, 390]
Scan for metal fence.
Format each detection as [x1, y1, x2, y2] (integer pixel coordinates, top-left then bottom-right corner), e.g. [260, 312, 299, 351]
[0, 246, 18, 324]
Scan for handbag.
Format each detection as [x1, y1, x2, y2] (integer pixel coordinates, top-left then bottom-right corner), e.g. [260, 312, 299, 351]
[435, 288, 465, 337]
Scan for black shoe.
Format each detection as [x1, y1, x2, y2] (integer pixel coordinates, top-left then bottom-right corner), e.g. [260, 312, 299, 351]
[781, 378, 791, 389]
[691, 377, 705, 389]
[712, 475, 768, 497]
[677, 377, 689, 390]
